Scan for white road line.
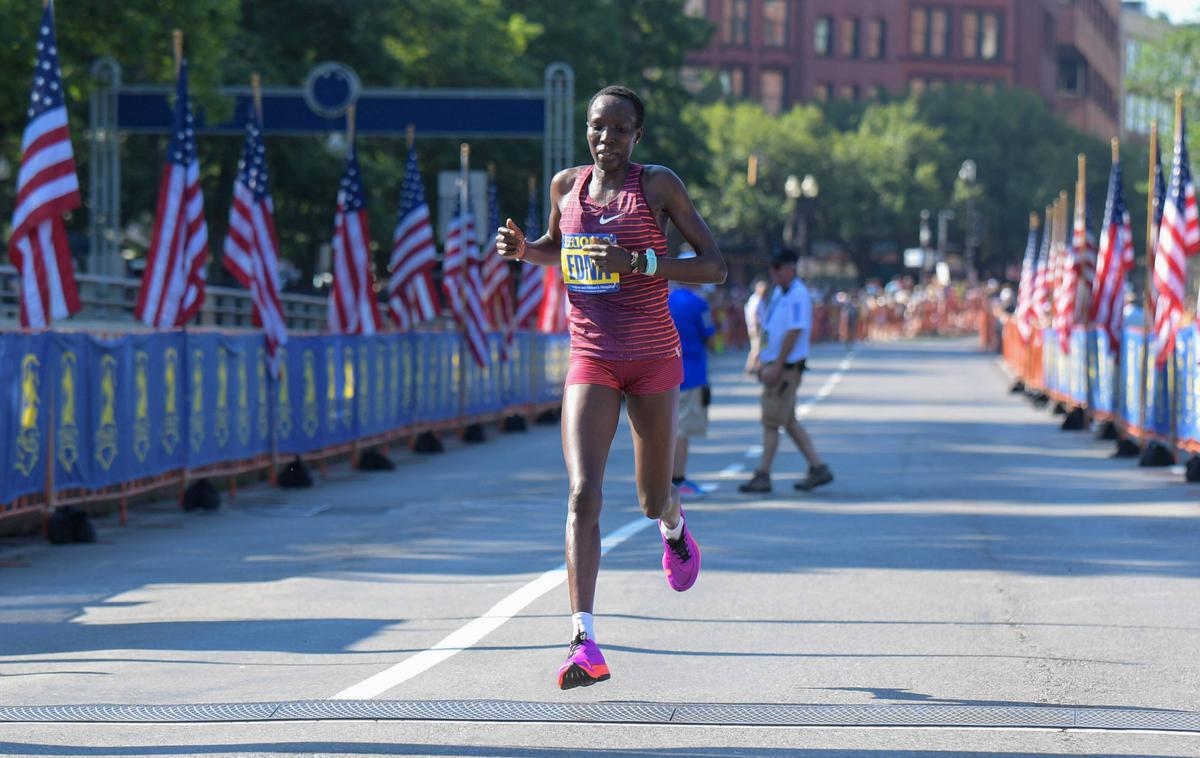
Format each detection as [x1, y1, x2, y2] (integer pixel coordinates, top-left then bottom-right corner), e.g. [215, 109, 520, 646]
[330, 516, 655, 700]
[795, 350, 857, 420]
[719, 463, 745, 477]
[744, 445, 763, 459]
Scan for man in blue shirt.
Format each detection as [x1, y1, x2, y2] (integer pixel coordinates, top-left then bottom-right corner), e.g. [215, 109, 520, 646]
[669, 250, 716, 499]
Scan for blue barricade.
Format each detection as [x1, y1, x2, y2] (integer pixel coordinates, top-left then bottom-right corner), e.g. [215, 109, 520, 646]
[1, 329, 569, 503]
[2, 333, 51, 501]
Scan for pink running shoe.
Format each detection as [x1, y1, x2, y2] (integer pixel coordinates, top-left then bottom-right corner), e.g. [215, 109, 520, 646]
[557, 633, 610, 690]
[661, 511, 701, 592]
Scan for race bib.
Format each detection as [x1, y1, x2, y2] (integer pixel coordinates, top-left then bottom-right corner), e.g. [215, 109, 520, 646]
[561, 233, 619, 294]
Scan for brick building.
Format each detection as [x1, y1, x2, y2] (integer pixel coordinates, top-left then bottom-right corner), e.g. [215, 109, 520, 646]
[684, 0, 1122, 139]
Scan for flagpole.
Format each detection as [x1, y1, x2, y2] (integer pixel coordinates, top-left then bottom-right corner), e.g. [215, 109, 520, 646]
[251, 73, 263, 121]
[1024, 210, 1039, 387]
[1109, 138, 1126, 440]
[173, 30, 183, 76]
[249, 71, 279, 483]
[1168, 91, 1183, 459]
[458, 142, 470, 424]
[1079, 153, 1096, 428]
[1060, 190, 1070, 408]
[1139, 121, 1159, 447]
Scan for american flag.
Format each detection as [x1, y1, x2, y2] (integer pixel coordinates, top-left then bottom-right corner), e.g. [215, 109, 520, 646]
[1033, 205, 1055, 327]
[537, 266, 570, 333]
[514, 182, 543, 329]
[327, 142, 382, 334]
[479, 177, 515, 353]
[134, 58, 209, 328]
[1014, 215, 1040, 341]
[386, 147, 439, 330]
[8, 2, 82, 329]
[1088, 154, 1134, 353]
[1055, 197, 1084, 353]
[222, 101, 287, 376]
[1152, 110, 1200, 366]
[442, 192, 491, 366]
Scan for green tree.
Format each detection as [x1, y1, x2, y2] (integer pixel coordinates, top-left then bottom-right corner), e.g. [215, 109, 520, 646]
[913, 84, 1113, 276]
[822, 99, 948, 275]
[689, 101, 830, 257]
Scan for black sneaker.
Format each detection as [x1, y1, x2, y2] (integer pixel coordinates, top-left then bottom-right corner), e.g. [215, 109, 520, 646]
[794, 464, 834, 491]
[738, 470, 772, 494]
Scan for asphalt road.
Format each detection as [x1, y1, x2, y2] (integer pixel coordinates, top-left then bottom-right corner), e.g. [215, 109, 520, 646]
[2, 338, 1199, 757]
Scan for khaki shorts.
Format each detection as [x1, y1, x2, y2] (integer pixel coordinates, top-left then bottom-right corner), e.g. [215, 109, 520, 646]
[678, 386, 709, 438]
[760, 362, 806, 427]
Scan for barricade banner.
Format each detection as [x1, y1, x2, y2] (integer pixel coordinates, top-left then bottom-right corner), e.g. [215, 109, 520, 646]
[50, 332, 93, 491]
[277, 337, 323, 455]
[1, 333, 51, 502]
[1092, 330, 1117, 418]
[85, 335, 134, 489]
[185, 333, 269, 468]
[499, 332, 532, 409]
[464, 336, 504, 418]
[355, 335, 394, 439]
[427, 333, 456, 424]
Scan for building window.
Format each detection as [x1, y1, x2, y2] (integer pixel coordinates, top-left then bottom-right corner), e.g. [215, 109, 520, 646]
[910, 8, 927, 56]
[1058, 55, 1084, 96]
[763, 0, 788, 48]
[814, 16, 833, 56]
[760, 69, 786, 114]
[683, 0, 707, 18]
[721, 67, 746, 98]
[867, 85, 887, 101]
[838, 83, 860, 101]
[911, 7, 948, 57]
[963, 10, 1001, 60]
[929, 8, 949, 57]
[867, 19, 887, 59]
[910, 77, 927, 96]
[840, 18, 861, 58]
[722, 0, 750, 46]
[814, 83, 832, 102]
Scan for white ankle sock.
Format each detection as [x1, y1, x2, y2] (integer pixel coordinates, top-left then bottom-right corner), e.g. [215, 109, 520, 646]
[660, 513, 684, 541]
[571, 612, 594, 641]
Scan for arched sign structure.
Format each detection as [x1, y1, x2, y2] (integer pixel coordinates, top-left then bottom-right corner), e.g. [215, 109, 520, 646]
[87, 60, 574, 276]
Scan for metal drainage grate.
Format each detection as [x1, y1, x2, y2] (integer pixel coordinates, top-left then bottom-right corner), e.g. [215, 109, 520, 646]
[1, 700, 1197, 732]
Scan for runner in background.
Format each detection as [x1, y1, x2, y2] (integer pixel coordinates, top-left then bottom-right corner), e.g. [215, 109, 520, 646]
[743, 278, 768, 374]
[669, 247, 716, 499]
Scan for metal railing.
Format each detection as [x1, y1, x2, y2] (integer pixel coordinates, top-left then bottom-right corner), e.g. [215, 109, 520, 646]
[0, 264, 331, 332]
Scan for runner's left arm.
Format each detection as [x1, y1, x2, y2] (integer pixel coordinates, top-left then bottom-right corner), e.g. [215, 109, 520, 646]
[646, 166, 726, 285]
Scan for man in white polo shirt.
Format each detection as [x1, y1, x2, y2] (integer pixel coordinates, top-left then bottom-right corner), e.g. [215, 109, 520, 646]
[739, 247, 832, 494]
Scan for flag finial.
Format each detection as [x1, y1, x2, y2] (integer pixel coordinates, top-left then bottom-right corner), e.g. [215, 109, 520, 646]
[172, 30, 183, 77]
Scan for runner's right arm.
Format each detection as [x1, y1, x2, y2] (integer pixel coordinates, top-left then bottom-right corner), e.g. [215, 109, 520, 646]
[494, 168, 580, 267]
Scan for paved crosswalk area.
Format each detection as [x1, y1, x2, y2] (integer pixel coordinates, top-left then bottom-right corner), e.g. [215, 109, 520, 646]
[1, 339, 1198, 757]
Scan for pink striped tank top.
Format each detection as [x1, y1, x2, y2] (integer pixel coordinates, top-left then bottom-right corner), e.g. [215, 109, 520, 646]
[558, 163, 680, 361]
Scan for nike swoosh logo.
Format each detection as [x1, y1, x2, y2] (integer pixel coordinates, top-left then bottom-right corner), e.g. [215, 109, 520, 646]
[598, 213, 625, 225]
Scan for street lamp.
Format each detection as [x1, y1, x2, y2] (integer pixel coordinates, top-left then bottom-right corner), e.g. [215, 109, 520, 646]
[784, 174, 819, 258]
[799, 174, 818, 259]
[959, 158, 979, 281]
[784, 174, 802, 252]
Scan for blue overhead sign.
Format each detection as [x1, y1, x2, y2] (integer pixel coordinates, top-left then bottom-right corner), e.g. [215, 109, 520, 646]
[116, 87, 546, 138]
